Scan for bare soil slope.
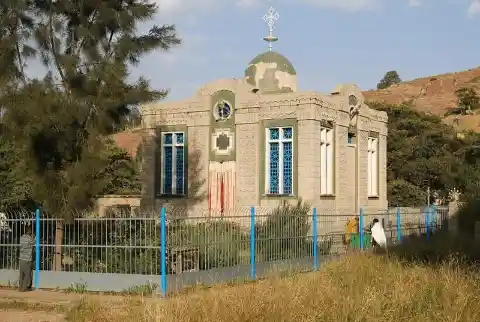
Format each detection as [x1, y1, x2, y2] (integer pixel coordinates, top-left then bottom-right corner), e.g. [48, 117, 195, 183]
[363, 67, 480, 131]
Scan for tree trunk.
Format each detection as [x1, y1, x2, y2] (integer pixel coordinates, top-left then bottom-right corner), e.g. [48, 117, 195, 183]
[52, 219, 63, 271]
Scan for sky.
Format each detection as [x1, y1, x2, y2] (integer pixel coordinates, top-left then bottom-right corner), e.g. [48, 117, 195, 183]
[132, 0, 480, 101]
[25, 0, 480, 101]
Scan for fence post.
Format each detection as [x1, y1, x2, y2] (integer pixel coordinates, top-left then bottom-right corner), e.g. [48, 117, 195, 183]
[312, 208, 318, 271]
[160, 207, 167, 297]
[396, 206, 401, 243]
[34, 208, 40, 290]
[250, 206, 256, 281]
[359, 208, 364, 250]
[432, 205, 437, 232]
[426, 206, 431, 242]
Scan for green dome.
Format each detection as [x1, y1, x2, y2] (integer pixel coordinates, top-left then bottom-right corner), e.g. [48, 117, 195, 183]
[245, 51, 297, 94]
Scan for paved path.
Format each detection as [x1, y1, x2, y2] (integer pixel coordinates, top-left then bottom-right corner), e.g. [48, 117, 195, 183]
[0, 310, 66, 322]
[0, 289, 82, 303]
[0, 289, 158, 322]
[0, 289, 78, 322]
[0, 288, 158, 303]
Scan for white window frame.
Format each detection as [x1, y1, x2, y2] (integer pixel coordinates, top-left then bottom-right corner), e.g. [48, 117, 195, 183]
[160, 131, 185, 195]
[265, 127, 294, 195]
[367, 136, 379, 197]
[320, 126, 334, 195]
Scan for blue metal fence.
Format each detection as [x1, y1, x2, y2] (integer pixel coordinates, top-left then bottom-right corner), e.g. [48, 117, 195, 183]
[0, 205, 449, 295]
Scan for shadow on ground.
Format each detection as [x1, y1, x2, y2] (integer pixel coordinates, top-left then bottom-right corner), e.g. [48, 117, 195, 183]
[383, 207, 480, 266]
[386, 232, 480, 265]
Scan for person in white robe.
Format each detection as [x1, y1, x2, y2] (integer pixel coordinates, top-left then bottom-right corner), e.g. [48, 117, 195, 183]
[370, 218, 387, 249]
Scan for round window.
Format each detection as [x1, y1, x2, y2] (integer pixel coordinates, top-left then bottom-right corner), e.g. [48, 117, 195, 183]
[214, 100, 232, 121]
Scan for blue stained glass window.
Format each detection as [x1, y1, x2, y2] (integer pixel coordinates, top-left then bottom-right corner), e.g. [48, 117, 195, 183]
[164, 134, 173, 145]
[269, 142, 279, 194]
[283, 128, 292, 139]
[283, 142, 293, 194]
[175, 146, 184, 194]
[176, 133, 184, 144]
[270, 128, 279, 140]
[266, 126, 294, 195]
[163, 146, 173, 194]
[161, 131, 186, 195]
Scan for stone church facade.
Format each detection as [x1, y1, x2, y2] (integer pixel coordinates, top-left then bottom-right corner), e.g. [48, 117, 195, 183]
[139, 50, 388, 217]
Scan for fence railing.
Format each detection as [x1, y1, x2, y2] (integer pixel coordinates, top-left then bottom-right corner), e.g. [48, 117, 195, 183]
[0, 205, 449, 295]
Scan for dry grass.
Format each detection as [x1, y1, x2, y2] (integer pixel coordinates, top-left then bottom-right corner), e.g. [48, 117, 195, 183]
[67, 253, 480, 322]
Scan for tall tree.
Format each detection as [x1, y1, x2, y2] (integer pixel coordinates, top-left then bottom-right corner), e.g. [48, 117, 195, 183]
[377, 71, 401, 90]
[0, 0, 180, 270]
[1, 0, 180, 216]
[0, 0, 36, 87]
[0, 127, 34, 211]
[370, 102, 480, 205]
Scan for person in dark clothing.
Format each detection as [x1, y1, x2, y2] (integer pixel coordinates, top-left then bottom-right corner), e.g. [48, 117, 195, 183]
[18, 225, 34, 292]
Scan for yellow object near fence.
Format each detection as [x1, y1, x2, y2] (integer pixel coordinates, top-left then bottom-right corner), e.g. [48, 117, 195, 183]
[344, 216, 359, 246]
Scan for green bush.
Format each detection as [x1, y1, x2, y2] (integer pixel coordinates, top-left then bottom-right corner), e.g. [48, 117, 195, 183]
[389, 230, 480, 265]
[456, 198, 480, 238]
[255, 201, 312, 261]
[167, 220, 247, 270]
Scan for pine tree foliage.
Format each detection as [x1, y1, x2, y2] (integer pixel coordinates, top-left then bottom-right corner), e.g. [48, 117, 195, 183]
[0, 0, 180, 216]
[0, 0, 36, 86]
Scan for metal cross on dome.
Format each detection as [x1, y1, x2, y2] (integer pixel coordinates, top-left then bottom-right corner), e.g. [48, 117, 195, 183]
[262, 6, 279, 52]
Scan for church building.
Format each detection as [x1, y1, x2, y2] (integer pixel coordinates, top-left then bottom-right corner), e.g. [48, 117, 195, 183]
[139, 7, 388, 217]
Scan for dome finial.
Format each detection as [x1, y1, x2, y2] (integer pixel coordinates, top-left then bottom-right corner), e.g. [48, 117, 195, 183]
[262, 6, 279, 52]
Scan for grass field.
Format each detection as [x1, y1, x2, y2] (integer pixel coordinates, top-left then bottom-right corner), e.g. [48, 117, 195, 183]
[66, 252, 480, 322]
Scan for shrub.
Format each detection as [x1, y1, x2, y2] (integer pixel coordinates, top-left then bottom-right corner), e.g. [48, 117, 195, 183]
[255, 200, 312, 261]
[194, 221, 246, 269]
[167, 220, 246, 270]
[456, 198, 480, 238]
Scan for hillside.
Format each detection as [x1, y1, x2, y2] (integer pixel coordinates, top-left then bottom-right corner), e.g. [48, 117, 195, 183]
[363, 67, 480, 131]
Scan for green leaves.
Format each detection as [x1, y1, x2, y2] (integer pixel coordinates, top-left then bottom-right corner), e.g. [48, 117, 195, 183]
[0, 134, 34, 210]
[377, 70, 402, 90]
[98, 142, 141, 195]
[444, 87, 480, 116]
[371, 102, 480, 205]
[0, 0, 180, 216]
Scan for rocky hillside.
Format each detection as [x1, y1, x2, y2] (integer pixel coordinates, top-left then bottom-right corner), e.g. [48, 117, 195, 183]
[363, 67, 480, 131]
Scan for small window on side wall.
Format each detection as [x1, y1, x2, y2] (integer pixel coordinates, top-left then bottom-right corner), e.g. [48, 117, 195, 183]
[320, 126, 334, 195]
[347, 133, 355, 144]
[367, 135, 379, 197]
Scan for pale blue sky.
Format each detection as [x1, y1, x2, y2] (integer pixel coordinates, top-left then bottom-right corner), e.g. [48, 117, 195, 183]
[131, 0, 480, 101]
[22, 1, 479, 101]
